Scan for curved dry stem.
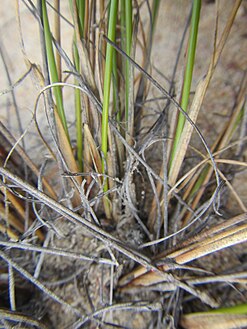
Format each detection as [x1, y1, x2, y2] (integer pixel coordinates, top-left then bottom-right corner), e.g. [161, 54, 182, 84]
[0, 249, 82, 317]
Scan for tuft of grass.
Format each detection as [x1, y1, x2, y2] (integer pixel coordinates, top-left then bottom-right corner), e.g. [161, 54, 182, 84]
[0, 1, 246, 328]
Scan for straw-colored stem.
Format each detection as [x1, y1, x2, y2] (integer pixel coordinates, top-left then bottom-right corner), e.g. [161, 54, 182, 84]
[169, 0, 201, 169]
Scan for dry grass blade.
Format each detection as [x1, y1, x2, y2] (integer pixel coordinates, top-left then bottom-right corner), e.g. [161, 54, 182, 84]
[158, 213, 247, 258]
[214, 167, 247, 213]
[0, 223, 19, 241]
[180, 313, 247, 329]
[0, 249, 82, 317]
[0, 203, 24, 234]
[84, 122, 114, 220]
[54, 110, 82, 206]
[0, 240, 116, 266]
[187, 272, 247, 285]
[84, 123, 102, 174]
[0, 186, 44, 241]
[119, 213, 247, 288]
[168, 77, 208, 187]
[1, 187, 25, 223]
[0, 309, 49, 329]
[0, 121, 56, 199]
[170, 225, 247, 265]
[73, 301, 162, 329]
[0, 123, 45, 240]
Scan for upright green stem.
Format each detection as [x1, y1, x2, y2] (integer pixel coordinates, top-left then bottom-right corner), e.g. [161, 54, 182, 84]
[73, 0, 85, 171]
[151, 0, 161, 35]
[41, 0, 70, 141]
[169, 0, 201, 169]
[112, 47, 120, 121]
[73, 43, 83, 171]
[101, 0, 118, 176]
[208, 303, 247, 315]
[124, 0, 132, 124]
[77, 0, 85, 37]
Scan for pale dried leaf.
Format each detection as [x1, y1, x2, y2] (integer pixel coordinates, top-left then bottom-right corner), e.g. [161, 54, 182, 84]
[180, 313, 247, 329]
[54, 110, 82, 205]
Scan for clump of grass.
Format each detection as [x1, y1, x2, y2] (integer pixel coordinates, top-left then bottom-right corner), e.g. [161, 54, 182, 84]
[0, 1, 246, 328]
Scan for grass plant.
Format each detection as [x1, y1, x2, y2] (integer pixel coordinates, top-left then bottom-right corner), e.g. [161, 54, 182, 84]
[0, 1, 246, 328]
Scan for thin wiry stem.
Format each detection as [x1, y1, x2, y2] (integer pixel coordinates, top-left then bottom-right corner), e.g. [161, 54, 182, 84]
[0, 240, 116, 266]
[73, 301, 162, 328]
[8, 265, 16, 311]
[0, 309, 49, 329]
[0, 249, 82, 317]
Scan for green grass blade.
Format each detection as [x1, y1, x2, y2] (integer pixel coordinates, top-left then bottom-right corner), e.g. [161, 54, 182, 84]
[41, 0, 69, 140]
[112, 47, 120, 122]
[120, 1, 126, 53]
[77, 0, 85, 37]
[169, 0, 201, 169]
[73, 43, 83, 171]
[101, 0, 118, 174]
[124, 0, 132, 124]
[209, 303, 247, 315]
[72, 0, 85, 171]
[151, 0, 161, 33]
